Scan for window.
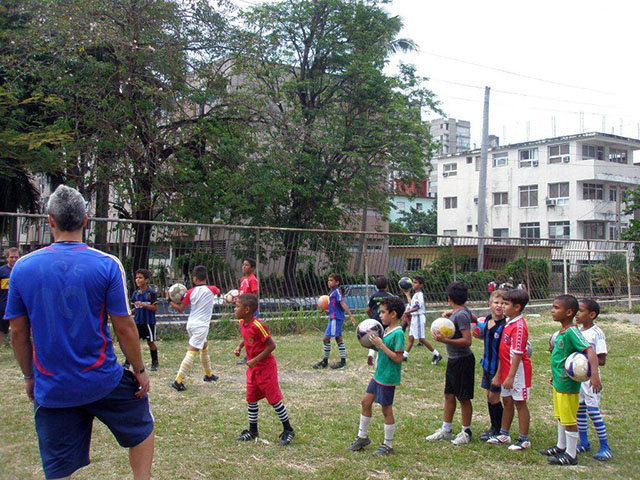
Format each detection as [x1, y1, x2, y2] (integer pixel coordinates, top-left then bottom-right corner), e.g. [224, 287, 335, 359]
[519, 148, 538, 167]
[609, 224, 628, 240]
[443, 163, 457, 177]
[609, 187, 617, 202]
[443, 229, 458, 236]
[583, 183, 603, 200]
[493, 192, 508, 206]
[493, 228, 509, 238]
[396, 201, 406, 211]
[582, 144, 604, 160]
[466, 156, 473, 164]
[549, 143, 570, 164]
[407, 258, 422, 271]
[609, 148, 628, 164]
[475, 156, 480, 172]
[467, 224, 473, 232]
[549, 221, 570, 239]
[520, 222, 540, 239]
[444, 197, 457, 209]
[583, 222, 605, 240]
[492, 152, 508, 167]
[416, 202, 423, 211]
[519, 185, 538, 207]
[548, 182, 570, 205]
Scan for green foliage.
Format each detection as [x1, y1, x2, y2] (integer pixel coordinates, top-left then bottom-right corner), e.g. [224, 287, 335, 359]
[174, 251, 233, 288]
[504, 257, 551, 299]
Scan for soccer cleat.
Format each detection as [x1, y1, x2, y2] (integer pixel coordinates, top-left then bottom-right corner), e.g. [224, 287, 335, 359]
[330, 360, 346, 369]
[348, 436, 372, 451]
[451, 430, 471, 446]
[171, 380, 186, 392]
[278, 430, 295, 446]
[235, 429, 258, 441]
[122, 360, 131, 370]
[576, 442, 591, 453]
[487, 434, 511, 445]
[508, 438, 531, 451]
[547, 452, 578, 466]
[426, 428, 453, 442]
[150, 363, 158, 372]
[203, 374, 219, 382]
[593, 447, 613, 461]
[538, 446, 565, 456]
[432, 353, 443, 365]
[372, 444, 394, 456]
[479, 428, 497, 442]
[402, 356, 408, 363]
[312, 359, 328, 369]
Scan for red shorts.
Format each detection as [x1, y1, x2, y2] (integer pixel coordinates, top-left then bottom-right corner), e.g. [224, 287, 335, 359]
[246, 363, 283, 404]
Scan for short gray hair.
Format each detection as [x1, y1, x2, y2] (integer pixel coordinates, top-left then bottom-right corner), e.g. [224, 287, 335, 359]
[47, 185, 87, 232]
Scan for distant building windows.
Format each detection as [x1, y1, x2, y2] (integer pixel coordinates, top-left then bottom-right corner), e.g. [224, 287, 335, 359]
[443, 229, 458, 236]
[493, 192, 509, 206]
[518, 148, 538, 167]
[520, 222, 540, 240]
[519, 185, 538, 207]
[609, 187, 617, 202]
[582, 144, 604, 160]
[549, 221, 570, 239]
[396, 201, 406, 211]
[467, 224, 473, 232]
[549, 143, 570, 164]
[416, 202, 423, 211]
[583, 221, 605, 240]
[609, 148, 628, 164]
[583, 183, 604, 200]
[493, 228, 509, 238]
[466, 156, 473, 164]
[443, 163, 457, 177]
[492, 152, 508, 167]
[548, 182, 570, 205]
[407, 258, 422, 271]
[444, 197, 458, 209]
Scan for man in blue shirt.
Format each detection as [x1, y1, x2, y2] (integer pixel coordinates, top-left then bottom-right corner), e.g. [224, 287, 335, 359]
[4, 185, 154, 480]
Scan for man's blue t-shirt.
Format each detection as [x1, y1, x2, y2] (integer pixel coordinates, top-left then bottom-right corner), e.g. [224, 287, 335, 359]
[132, 288, 157, 325]
[4, 243, 129, 408]
[329, 287, 345, 321]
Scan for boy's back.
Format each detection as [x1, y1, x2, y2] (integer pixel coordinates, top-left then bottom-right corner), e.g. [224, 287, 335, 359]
[329, 287, 345, 319]
[368, 290, 392, 322]
[184, 285, 220, 327]
[551, 326, 590, 393]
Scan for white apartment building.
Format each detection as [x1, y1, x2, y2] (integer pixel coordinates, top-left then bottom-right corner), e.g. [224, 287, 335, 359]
[436, 132, 640, 240]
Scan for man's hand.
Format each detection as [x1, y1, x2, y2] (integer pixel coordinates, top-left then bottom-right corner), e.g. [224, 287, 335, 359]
[24, 377, 35, 402]
[133, 370, 150, 398]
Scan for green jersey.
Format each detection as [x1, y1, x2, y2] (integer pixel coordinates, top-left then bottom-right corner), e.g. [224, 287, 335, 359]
[551, 326, 590, 393]
[374, 326, 405, 386]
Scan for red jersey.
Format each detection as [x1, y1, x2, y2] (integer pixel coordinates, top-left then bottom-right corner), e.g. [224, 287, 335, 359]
[239, 273, 258, 295]
[240, 317, 275, 368]
[498, 315, 532, 386]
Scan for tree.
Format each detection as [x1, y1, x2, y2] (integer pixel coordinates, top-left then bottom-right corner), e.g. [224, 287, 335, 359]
[398, 205, 437, 235]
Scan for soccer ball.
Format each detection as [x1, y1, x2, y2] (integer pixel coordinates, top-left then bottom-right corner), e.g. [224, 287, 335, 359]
[431, 317, 455, 338]
[398, 276, 413, 291]
[225, 289, 240, 304]
[549, 331, 560, 350]
[565, 352, 591, 382]
[317, 294, 329, 312]
[526, 340, 533, 358]
[168, 283, 187, 303]
[356, 318, 384, 349]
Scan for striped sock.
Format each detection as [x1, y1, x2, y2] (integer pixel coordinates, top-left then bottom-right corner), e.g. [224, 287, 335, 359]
[272, 401, 292, 431]
[200, 346, 213, 376]
[323, 342, 331, 359]
[338, 341, 346, 360]
[176, 350, 197, 383]
[577, 402, 589, 446]
[384, 423, 396, 447]
[587, 406, 609, 449]
[248, 402, 259, 434]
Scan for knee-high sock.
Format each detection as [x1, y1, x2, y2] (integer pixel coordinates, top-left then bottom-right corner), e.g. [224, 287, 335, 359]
[358, 414, 372, 438]
[176, 350, 197, 383]
[338, 341, 346, 360]
[200, 346, 213, 376]
[587, 406, 609, 449]
[492, 401, 504, 432]
[577, 402, 589, 445]
[384, 424, 397, 447]
[557, 422, 566, 449]
[248, 402, 259, 434]
[272, 401, 292, 431]
[566, 430, 579, 458]
[323, 342, 331, 359]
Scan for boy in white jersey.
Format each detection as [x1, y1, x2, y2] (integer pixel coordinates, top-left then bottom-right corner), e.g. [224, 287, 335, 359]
[167, 265, 221, 391]
[402, 275, 442, 364]
[575, 299, 612, 461]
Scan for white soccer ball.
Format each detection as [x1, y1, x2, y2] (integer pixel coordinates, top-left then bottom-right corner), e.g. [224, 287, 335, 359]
[356, 319, 384, 349]
[431, 317, 456, 338]
[564, 352, 591, 382]
[225, 289, 240, 304]
[168, 283, 187, 303]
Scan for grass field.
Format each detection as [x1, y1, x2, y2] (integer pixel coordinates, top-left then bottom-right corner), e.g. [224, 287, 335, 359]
[1, 311, 639, 480]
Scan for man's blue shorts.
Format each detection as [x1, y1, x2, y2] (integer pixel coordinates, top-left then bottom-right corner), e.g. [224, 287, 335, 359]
[324, 318, 344, 337]
[34, 369, 154, 480]
[366, 378, 396, 407]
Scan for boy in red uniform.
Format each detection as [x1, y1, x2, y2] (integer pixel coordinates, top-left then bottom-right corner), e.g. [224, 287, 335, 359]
[239, 258, 259, 296]
[233, 294, 295, 446]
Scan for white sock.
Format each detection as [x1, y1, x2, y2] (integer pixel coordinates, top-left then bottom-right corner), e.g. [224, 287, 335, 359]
[557, 422, 566, 449]
[462, 424, 471, 434]
[566, 430, 579, 458]
[368, 348, 375, 357]
[403, 350, 409, 358]
[358, 414, 372, 438]
[384, 423, 396, 447]
[442, 421, 452, 432]
[433, 349, 440, 356]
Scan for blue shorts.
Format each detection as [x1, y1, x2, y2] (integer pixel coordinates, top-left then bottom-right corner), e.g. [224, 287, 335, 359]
[366, 378, 396, 407]
[324, 318, 344, 337]
[34, 370, 154, 480]
[481, 369, 502, 393]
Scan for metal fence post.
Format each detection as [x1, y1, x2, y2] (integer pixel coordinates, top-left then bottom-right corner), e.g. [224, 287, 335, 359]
[587, 240, 593, 297]
[626, 243, 632, 310]
[451, 236, 457, 281]
[524, 239, 531, 294]
[255, 227, 261, 302]
[364, 231, 370, 300]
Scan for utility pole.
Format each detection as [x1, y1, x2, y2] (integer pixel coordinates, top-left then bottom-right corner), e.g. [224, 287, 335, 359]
[615, 185, 621, 240]
[477, 86, 490, 271]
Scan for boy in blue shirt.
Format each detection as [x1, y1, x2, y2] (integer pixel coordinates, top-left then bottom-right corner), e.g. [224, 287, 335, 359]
[124, 269, 159, 371]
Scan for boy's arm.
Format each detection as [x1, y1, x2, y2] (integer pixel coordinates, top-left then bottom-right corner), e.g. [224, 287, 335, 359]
[167, 299, 188, 313]
[597, 353, 606, 366]
[247, 337, 276, 368]
[340, 300, 356, 326]
[369, 335, 403, 363]
[585, 346, 602, 392]
[234, 340, 244, 356]
[502, 353, 521, 389]
[432, 328, 472, 347]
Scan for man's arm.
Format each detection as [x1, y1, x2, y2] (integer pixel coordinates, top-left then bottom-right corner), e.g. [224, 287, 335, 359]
[10, 315, 35, 401]
[111, 314, 150, 397]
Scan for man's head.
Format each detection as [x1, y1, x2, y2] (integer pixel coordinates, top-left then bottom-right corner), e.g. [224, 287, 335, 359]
[47, 185, 87, 233]
[5, 247, 19, 268]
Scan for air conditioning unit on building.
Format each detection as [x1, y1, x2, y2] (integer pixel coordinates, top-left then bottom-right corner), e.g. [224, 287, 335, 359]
[443, 172, 448, 177]
[546, 198, 557, 206]
[562, 156, 570, 163]
[474, 197, 478, 204]
[532, 160, 539, 167]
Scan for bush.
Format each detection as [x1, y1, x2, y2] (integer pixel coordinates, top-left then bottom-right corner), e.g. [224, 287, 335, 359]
[504, 257, 550, 299]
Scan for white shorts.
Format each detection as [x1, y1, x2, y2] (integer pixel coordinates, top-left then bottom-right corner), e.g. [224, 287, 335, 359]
[187, 324, 210, 349]
[579, 381, 601, 407]
[409, 314, 426, 339]
[501, 385, 530, 402]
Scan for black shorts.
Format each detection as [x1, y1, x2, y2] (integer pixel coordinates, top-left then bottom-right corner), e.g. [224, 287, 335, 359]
[136, 323, 156, 342]
[0, 318, 9, 334]
[444, 354, 475, 401]
[481, 369, 502, 393]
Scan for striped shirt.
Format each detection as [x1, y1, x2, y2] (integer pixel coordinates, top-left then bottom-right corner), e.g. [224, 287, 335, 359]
[132, 288, 157, 325]
[477, 313, 506, 376]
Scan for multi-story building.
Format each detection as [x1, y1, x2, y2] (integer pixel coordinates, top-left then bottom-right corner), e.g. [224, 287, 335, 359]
[436, 132, 640, 240]
[390, 179, 435, 222]
[429, 118, 471, 155]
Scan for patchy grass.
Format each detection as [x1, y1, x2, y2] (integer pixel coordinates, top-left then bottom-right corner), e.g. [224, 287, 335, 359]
[0, 313, 638, 480]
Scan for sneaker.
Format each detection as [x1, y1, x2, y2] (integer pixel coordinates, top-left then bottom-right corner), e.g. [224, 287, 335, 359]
[508, 438, 531, 451]
[547, 452, 578, 466]
[432, 353, 443, 365]
[487, 434, 511, 445]
[576, 442, 591, 453]
[235, 429, 258, 441]
[348, 436, 372, 451]
[426, 428, 453, 442]
[479, 428, 497, 442]
[330, 360, 346, 369]
[150, 363, 158, 372]
[203, 374, 218, 382]
[171, 380, 186, 392]
[538, 446, 565, 456]
[122, 361, 131, 369]
[312, 359, 328, 369]
[402, 356, 408, 363]
[451, 430, 471, 446]
[278, 429, 295, 446]
[593, 447, 613, 461]
[372, 444, 394, 456]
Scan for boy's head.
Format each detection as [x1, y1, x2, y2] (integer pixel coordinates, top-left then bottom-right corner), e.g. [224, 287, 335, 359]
[328, 273, 341, 289]
[412, 275, 425, 291]
[446, 281, 468, 306]
[577, 298, 600, 326]
[375, 276, 388, 291]
[242, 258, 256, 274]
[503, 288, 529, 318]
[489, 289, 506, 317]
[5, 247, 19, 268]
[379, 296, 405, 326]
[235, 293, 258, 319]
[192, 265, 208, 283]
[551, 294, 579, 324]
[134, 268, 151, 288]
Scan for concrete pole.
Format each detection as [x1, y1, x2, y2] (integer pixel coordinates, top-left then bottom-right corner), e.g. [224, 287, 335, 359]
[477, 87, 490, 271]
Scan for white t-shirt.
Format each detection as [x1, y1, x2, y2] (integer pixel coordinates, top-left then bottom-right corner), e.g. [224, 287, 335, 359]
[409, 291, 425, 318]
[182, 285, 219, 328]
[579, 324, 607, 355]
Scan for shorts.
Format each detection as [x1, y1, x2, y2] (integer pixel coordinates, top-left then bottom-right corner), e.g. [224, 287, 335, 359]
[481, 369, 502, 394]
[409, 314, 426, 339]
[34, 370, 154, 480]
[0, 318, 8, 334]
[366, 378, 396, 407]
[552, 388, 579, 426]
[501, 385, 530, 402]
[246, 363, 283, 404]
[324, 318, 344, 338]
[187, 324, 210, 349]
[579, 381, 601, 407]
[444, 354, 475, 401]
[136, 323, 156, 342]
